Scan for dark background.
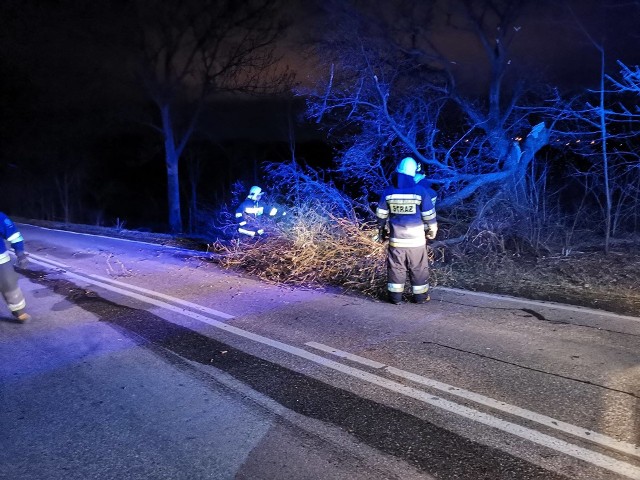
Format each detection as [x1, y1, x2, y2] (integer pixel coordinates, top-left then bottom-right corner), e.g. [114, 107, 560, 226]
[1, 0, 639, 232]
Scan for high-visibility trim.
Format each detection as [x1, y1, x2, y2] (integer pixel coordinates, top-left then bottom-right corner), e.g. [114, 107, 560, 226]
[235, 212, 243, 218]
[8, 298, 26, 312]
[257, 229, 264, 235]
[238, 228, 256, 237]
[0, 252, 10, 264]
[389, 237, 426, 248]
[376, 208, 389, 219]
[421, 209, 436, 221]
[388, 199, 421, 206]
[238, 221, 247, 226]
[269, 208, 277, 216]
[244, 207, 264, 215]
[7, 232, 23, 243]
[387, 283, 404, 293]
[385, 193, 422, 202]
[412, 284, 429, 294]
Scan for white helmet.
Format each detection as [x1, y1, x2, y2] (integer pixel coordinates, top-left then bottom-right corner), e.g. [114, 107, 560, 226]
[248, 186, 263, 200]
[396, 157, 418, 176]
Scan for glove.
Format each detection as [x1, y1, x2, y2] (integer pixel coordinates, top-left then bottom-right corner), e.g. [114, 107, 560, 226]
[16, 252, 29, 269]
[375, 227, 388, 243]
[426, 227, 437, 240]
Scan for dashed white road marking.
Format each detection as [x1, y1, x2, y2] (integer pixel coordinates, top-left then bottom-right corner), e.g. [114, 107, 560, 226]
[26, 253, 640, 479]
[306, 341, 640, 459]
[437, 286, 640, 322]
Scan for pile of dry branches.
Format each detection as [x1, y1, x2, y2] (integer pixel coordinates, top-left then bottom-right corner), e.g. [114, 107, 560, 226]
[210, 209, 389, 297]
[209, 208, 448, 299]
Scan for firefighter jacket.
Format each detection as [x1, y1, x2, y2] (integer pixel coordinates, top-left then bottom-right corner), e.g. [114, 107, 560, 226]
[235, 198, 280, 237]
[376, 173, 437, 248]
[0, 212, 25, 265]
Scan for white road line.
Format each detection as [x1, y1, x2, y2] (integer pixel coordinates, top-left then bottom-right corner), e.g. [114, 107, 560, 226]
[29, 255, 70, 269]
[89, 274, 235, 320]
[28, 254, 235, 320]
[436, 286, 640, 322]
[306, 341, 640, 459]
[23, 224, 199, 253]
[25, 254, 640, 479]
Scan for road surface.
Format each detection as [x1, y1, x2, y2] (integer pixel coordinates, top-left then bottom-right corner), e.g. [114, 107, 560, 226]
[1, 224, 639, 479]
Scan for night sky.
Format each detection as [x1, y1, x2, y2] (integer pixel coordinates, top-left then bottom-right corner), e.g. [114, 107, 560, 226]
[1, 0, 639, 231]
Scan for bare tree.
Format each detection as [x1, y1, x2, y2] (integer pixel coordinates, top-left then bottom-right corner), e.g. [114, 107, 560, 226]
[301, 0, 554, 217]
[132, 0, 292, 232]
[553, 0, 640, 252]
[609, 62, 640, 100]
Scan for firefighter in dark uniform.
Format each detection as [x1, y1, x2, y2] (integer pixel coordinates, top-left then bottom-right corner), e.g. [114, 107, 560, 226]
[376, 157, 437, 304]
[235, 186, 283, 238]
[0, 212, 30, 321]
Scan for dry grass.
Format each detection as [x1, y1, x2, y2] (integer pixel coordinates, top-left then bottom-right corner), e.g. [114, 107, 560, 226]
[438, 240, 640, 316]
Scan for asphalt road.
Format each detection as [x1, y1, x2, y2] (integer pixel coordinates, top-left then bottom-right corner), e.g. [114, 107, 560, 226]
[1, 224, 639, 480]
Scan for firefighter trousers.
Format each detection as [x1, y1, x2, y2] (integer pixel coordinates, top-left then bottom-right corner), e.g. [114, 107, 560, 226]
[386, 245, 429, 303]
[0, 261, 26, 313]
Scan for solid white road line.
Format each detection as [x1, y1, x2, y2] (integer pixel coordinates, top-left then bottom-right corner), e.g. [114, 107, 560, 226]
[28, 254, 234, 320]
[436, 286, 640, 322]
[22, 223, 200, 253]
[26, 254, 640, 479]
[89, 274, 235, 320]
[28, 255, 69, 269]
[306, 341, 640, 459]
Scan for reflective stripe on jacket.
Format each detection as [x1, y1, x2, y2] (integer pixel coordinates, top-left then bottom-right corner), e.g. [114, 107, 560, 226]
[235, 198, 279, 237]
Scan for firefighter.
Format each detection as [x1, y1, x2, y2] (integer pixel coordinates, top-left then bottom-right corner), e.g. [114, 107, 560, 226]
[0, 212, 30, 322]
[376, 157, 437, 304]
[234, 186, 283, 237]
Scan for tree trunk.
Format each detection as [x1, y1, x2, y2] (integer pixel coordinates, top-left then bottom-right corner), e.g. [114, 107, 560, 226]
[599, 50, 611, 254]
[161, 104, 183, 233]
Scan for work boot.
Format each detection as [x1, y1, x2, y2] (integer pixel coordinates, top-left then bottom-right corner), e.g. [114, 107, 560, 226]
[12, 310, 31, 322]
[389, 292, 403, 305]
[414, 293, 431, 304]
